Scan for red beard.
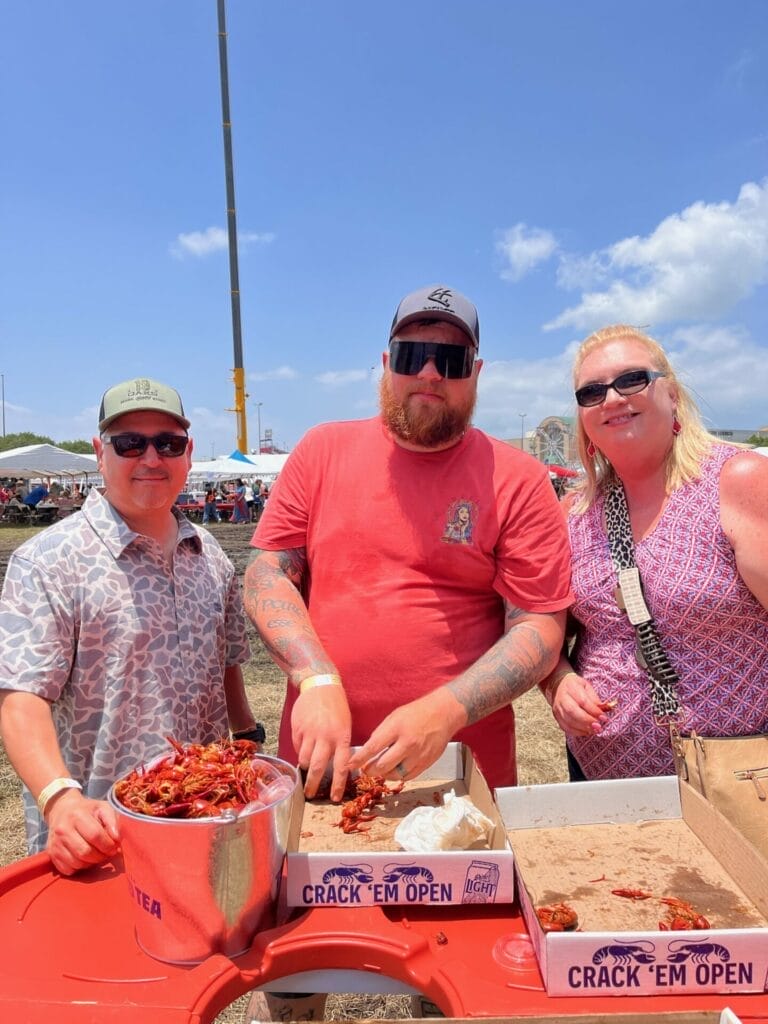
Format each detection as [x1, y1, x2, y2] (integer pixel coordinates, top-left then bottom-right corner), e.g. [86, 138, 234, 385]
[379, 373, 476, 449]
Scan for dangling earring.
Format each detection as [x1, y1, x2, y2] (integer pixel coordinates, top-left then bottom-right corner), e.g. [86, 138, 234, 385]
[672, 416, 681, 436]
[586, 440, 596, 458]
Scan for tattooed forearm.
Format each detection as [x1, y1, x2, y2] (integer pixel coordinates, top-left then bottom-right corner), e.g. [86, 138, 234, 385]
[246, 547, 307, 588]
[242, 546, 338, 685]
[243, 549, 304, 612]
[446, 611, 565, 726]
[261, 598, 303, 614]
[259, 634, 336, 681]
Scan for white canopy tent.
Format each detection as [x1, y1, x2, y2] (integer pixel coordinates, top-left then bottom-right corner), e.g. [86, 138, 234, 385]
[0, 443, 99, 479]
[187, 452, 288, 483]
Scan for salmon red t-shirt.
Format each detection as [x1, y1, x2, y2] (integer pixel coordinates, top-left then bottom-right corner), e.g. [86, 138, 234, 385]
[252, 418, 572, 788]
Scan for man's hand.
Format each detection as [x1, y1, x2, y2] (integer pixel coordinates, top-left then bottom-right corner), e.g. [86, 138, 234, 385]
[348, 688, 467, 782]
[45, 788, 120, 875]
[244, 548, 349, 797]
[291, 685, 352, 801]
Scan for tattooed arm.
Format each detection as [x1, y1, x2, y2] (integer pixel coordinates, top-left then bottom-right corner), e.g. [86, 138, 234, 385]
[349, 602, 566, 781]
[243, 548, 352, 799]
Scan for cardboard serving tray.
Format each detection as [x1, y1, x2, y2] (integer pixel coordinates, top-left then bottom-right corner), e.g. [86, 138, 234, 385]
[285, 743, 514, 908]
[497, 776, 768, 998]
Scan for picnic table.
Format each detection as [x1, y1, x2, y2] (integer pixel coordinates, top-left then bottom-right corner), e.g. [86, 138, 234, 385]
[176, 501, 235, 522]
[31, 503, 59, 525]
[0, 501, 75, 526]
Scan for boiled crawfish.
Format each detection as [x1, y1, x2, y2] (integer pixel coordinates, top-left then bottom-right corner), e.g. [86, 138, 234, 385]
[335, 771, 402, 834]
[659, 897, 710, 930]
[611, 888, 653, 900]
[536, 902, 579, 932]
[114, 736, 286, 819]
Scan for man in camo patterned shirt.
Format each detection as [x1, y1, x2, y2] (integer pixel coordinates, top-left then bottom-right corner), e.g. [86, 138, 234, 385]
[0, 378, 258, 874]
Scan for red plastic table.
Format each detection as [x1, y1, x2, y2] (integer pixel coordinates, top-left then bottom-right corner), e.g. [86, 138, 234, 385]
[1, 853, 767, 1023]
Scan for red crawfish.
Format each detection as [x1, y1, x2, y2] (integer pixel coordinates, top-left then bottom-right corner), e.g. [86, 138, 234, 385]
[536, 902, 579, 932]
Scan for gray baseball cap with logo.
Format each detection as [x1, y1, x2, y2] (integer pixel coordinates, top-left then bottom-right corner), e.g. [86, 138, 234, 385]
[98, 377, 191, 432]
[389, 284, 480, 349]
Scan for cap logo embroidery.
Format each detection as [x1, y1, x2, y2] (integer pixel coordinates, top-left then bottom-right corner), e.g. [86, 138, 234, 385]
[425, 287, 454, 310]
[127, 379, 160, 401]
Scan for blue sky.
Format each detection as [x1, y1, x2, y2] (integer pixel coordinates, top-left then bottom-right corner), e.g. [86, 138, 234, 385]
[3, 1, 767, 455]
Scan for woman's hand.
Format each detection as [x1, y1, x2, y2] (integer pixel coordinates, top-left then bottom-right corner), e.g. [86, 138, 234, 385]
[548, 670, 610, 737]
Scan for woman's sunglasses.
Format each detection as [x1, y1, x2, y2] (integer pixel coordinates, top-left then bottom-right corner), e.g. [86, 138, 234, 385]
[389, 340, 475, 379]
[575, 369, 666, 408]
[102, 432, 190, 458]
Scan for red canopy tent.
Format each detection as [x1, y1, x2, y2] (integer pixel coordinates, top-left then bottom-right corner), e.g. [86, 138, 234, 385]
[546, 464, 579, 478]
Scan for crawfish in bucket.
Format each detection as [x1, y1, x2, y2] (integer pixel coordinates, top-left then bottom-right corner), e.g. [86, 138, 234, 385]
[114, 737, 294, 818]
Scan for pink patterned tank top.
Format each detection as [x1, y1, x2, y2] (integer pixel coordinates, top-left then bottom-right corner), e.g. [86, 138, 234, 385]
[568, 444, 768, 779]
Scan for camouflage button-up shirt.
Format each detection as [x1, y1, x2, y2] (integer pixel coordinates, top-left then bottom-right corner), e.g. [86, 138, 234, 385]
[0, 489, 249, 851]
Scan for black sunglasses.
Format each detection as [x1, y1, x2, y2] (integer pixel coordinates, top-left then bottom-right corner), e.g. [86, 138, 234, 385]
[102, 432, 190, 458]
[389, 340, 476, 379]
[575, 369, 666, 408]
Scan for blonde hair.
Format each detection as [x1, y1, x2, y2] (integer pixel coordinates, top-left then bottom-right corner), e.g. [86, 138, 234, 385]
[573, 325, 718, 510]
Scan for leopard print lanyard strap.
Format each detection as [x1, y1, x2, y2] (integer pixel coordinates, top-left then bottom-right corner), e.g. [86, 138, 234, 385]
[604, 483, 681, 722]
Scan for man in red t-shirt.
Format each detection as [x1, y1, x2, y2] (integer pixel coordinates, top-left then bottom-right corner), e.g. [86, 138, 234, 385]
[245, 284, 572, 800]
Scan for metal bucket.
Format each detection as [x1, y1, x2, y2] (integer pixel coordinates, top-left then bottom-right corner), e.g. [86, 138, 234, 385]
[108, 753, 298, 964]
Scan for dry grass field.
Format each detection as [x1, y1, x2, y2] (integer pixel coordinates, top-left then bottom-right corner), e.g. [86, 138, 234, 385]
[0, 523, 568, 1021]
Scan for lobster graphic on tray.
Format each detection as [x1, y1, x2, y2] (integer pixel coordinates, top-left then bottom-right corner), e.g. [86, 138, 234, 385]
[592, 941, 656, 965]
[382, 863, 435, 884]
[666, 940, 730, 964]
[321, 863, 375, 885]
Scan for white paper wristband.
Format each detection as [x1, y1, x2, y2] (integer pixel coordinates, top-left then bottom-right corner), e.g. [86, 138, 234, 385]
[37, 777, 83, 817]
[298, 673, 342, 694]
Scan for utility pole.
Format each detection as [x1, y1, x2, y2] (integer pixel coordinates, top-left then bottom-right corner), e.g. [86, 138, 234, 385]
[519, 412, 527, 452]
[216, 0, 248, 453]
[255, 402, 262, 453]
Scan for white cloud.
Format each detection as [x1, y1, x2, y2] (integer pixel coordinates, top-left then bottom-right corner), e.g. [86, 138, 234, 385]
[545, 179, 768, 331]
[170, 226, 275, 259]
[248, 366, 298, 382]
[475, 349, 577, 441]
[496, 223, 558, 282]
[657, 324, 768, 429]
[556, 252, 610, 290]
[314, 369, 369, 387]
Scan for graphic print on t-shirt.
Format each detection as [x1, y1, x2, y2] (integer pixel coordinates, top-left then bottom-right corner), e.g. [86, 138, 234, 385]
[442, 499, 477, 545]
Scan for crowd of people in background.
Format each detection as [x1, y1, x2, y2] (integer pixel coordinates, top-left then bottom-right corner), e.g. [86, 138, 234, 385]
[0, 479, 90, 521]
[187, 477, 271, 525]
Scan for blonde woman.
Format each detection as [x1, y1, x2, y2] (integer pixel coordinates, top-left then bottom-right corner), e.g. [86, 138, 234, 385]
[544, 325, 768, 781]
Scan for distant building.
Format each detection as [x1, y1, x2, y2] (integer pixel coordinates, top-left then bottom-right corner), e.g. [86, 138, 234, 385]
[503, 415, 578, 467]
[709, 428, 764, 445]
[531, 416, 578, 466]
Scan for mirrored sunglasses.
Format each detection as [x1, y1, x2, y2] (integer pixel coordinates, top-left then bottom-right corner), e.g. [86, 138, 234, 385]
[102, 432, 190, 458]
[389, 340, 476, 379]
[575, 369, 666, 408]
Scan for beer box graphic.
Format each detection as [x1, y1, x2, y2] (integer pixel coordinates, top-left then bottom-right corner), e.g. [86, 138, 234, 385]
[498, 776, 768, 998]
[286, 744, 514, 908]
[463, 860, 501, 903]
